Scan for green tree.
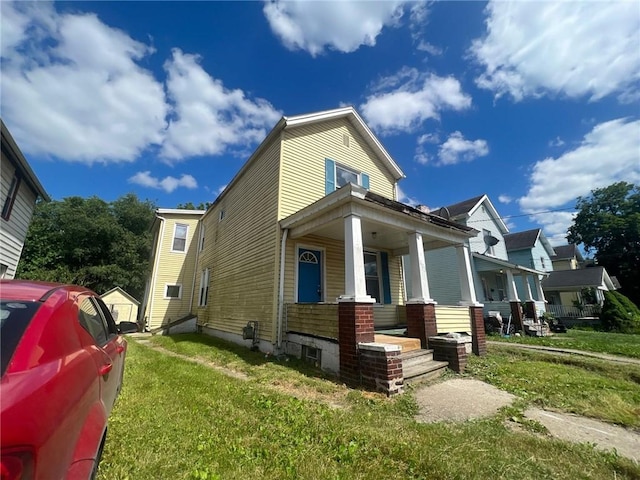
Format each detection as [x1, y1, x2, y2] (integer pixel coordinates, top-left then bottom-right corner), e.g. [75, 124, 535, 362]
[176, 201, 211, 210]
[567, 182, 640, 306]
[16, 194, 156, 300]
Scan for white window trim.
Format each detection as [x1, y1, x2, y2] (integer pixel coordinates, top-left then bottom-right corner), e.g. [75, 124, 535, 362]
[335, 163, 361, 190]
[198, 224, 206, 253]
[198, 268, 210, 306]
[164, 284, 183, 299]
[364, 250, 383, 304]
[171, 223, 189, 253]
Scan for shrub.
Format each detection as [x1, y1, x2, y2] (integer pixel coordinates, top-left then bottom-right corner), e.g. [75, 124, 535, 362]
[600, 290, 640, 333]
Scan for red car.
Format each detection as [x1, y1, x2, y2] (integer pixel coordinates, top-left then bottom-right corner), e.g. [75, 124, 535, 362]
[1, 280, 127, 479]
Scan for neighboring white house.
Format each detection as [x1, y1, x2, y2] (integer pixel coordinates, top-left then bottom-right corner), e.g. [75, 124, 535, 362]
[0, 120, 50, 279]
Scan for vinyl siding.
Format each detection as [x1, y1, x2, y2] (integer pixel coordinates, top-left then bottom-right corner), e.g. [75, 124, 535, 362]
[279, 119, 396, 220]
[465, 203, 509, 260]
[0, 154, 38, 279]
[196, 139, 281, 342]
[285, 303, 339, 339]
[423, 246, 463, 305]
[146, 214, 201, 330]
[435, 306, 471, 334]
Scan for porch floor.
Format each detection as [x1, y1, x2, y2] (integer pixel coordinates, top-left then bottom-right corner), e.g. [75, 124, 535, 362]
[374, 334, 421, 353]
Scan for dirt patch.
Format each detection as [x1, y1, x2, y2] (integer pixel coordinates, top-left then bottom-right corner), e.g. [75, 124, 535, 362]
[414, 378, 516, 423]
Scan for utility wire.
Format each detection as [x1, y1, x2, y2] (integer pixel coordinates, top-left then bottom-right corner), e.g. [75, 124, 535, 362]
[465, 206, 575, 224]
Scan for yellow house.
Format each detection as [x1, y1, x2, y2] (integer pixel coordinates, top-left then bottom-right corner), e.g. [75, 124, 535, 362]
[140, 209, 205, 330]
[147, 107, 487, 394]
[101, 287, 140, 324]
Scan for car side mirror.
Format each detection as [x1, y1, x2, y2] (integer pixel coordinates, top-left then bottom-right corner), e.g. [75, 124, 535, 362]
[117, 321, 139, 334]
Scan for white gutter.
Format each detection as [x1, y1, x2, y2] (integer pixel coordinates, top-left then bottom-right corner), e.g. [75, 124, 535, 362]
[189, 220, 203, 311]
[276, 228, 288, 350]
[148, 214, 166, 330]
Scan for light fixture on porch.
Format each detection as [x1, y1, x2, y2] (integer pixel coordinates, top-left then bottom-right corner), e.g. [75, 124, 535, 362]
[371, 231, 377, 239]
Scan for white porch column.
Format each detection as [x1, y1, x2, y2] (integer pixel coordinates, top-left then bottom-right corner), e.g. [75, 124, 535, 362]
[534, 275, 547, 303]
[506, 270, 520, 301]
[455, 244, 481, 306]
[523, 274, 534, 301]
[407, 232, 434, 304]
[340, 214, 374, 303]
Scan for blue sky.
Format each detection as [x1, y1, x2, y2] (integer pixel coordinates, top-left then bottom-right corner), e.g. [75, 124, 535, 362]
[1, 1, 638, 245]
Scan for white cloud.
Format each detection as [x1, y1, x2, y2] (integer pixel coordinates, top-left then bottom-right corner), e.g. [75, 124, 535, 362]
[129, 171, 197, 193]
[498, 195, 512, 204]
[519, 118, 640, 243]
[414, 132, 440, 165]
[396, 184, 420, 207]
[161, 49, 281, 159]
[471, 1, 640, 103]
[0, 1, 282, 165]
[416, 41, 442, 56]
[0, 2, 167, 163]
[548, 137, 565, 148]
[436, 131, 488, 166]
[263, 0, 408, 56]
[361, 68, 472, 134]
[216, 184, 228, 195]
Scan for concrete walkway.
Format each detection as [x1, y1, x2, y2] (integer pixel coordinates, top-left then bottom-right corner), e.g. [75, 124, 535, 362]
[414, 379, 640, 462]
[487, 340, 640, 365]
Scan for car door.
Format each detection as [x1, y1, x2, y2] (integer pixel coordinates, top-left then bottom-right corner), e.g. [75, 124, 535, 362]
[93, 296, 126, 398]
[77, 296, 122, 414]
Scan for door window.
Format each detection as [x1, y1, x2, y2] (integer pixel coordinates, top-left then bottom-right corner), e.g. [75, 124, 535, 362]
[78, 297, 108, 345]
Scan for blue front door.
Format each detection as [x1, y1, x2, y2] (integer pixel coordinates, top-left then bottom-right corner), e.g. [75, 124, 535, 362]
[298, 248, 322, 302]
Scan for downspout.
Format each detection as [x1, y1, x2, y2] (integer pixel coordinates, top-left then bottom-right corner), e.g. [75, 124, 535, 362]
[189, 220, 203, 313]
[276, 228, 288, 350]
[148, 214, 166, 331]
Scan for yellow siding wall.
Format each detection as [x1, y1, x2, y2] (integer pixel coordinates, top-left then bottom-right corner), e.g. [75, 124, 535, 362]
[195, 138, 282, 342]
[147, 214, 201, 329]
[279, 119, 396, 220]
[285, 303, 339, 339]
[435, 306, 472, 334]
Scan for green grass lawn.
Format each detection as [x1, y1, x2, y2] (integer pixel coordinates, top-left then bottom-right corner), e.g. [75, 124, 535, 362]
[96, 335, 640, 479]
[489, 329, 640, 359]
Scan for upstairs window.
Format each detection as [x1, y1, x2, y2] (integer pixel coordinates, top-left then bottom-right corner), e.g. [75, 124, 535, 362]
[1, 174, 21, 221]
[199, 268, 210, 306]
[172, 224, 188, 252]
[325, 158, 369, 194]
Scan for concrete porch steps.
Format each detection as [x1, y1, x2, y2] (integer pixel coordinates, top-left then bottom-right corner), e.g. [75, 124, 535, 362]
[400, 349, 449, 384]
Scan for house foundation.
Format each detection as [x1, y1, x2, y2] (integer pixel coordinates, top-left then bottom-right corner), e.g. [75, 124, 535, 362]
[469, 305, 487, 356]
[405, 303, 437, 349]
[338, 302, 374, 386]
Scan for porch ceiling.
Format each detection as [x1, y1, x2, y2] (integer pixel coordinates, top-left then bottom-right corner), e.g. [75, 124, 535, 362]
[280, 184, 476, 255]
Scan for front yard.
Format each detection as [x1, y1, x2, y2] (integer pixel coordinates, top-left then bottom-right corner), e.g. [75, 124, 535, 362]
[97, 335, 640, 479]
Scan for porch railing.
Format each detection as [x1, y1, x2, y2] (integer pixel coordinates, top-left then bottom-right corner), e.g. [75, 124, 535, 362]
[546, 304, 601, 319]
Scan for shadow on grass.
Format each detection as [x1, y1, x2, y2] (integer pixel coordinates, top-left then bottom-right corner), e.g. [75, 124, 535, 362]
[152, 332, 341, 384]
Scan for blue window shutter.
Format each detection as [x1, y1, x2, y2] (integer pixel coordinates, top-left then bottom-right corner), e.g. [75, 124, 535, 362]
[361, 173, 370, 190]
[380, 251, 392, 304]
[325, 158, 335, 194]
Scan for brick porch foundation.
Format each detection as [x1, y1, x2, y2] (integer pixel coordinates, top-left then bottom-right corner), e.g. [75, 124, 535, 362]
[429, 336, 471, 373]
[469, 305, 487, 356]
[359, 343, 403, 396]
[510, 301, 525, 332]
[338, 302, 374, 386]
[405, 303, 437, 349]
[524, 301, 537, 321]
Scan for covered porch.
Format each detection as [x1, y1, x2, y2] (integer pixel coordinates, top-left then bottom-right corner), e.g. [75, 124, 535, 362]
[472, 252, 548, 331]
[278, 184, 486, 394]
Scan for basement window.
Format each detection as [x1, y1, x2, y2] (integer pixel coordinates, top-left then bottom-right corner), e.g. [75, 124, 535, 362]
[302, 345, 321, 367]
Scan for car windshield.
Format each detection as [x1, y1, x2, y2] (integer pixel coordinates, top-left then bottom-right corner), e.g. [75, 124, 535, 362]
[1, 300, 42, 376]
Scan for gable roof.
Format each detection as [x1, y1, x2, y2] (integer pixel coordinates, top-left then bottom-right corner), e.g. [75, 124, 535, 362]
[101, 286, 140, 305]
[550, 244, 584, 262]
[442, 194, 509, 234]
[504, 228, 556, 256]
[210, 107, 405, 212]
[542, 266, 616, 290]
[1, 119, 50, 201]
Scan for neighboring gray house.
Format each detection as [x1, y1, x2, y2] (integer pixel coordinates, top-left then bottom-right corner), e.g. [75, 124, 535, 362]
[0, 120, 50, 279]
[416, 195, 549, 328]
